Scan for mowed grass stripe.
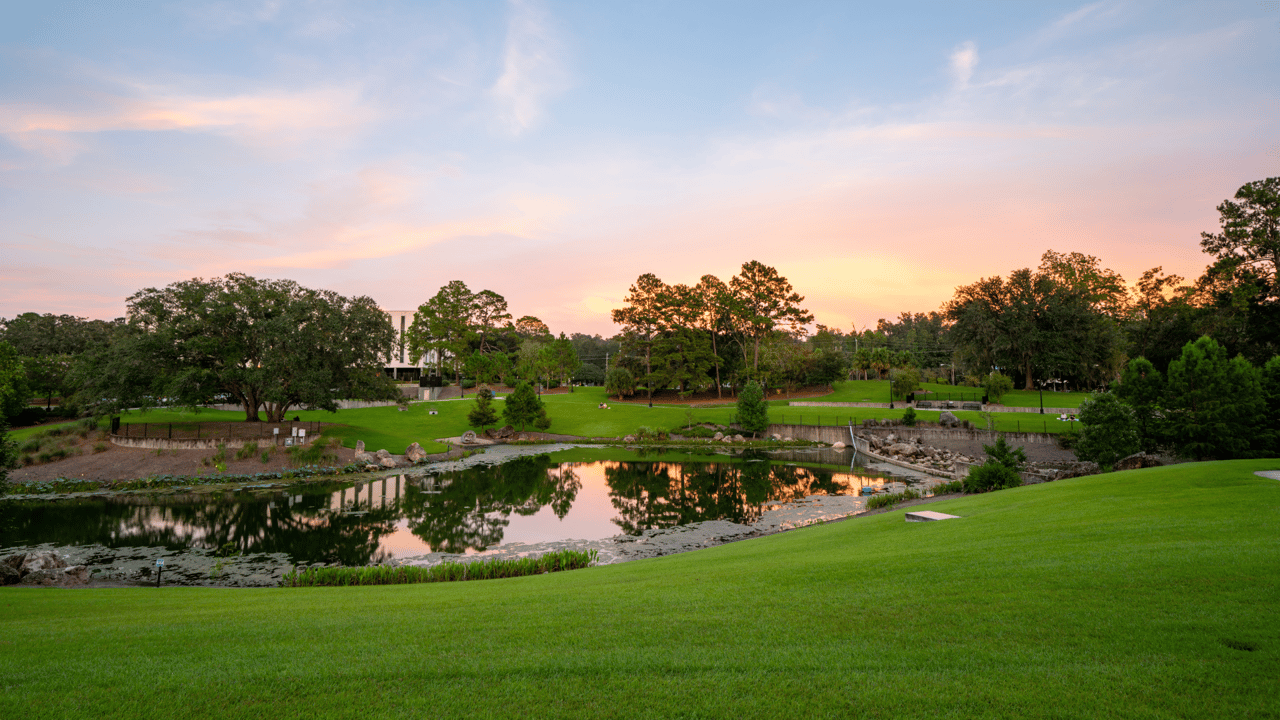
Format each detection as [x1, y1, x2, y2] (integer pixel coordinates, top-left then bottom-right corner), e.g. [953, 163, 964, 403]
[3, 459, 1278, 718]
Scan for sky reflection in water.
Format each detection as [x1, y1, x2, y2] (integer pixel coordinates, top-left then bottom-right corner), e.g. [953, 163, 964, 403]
[0, 453, 911, 566]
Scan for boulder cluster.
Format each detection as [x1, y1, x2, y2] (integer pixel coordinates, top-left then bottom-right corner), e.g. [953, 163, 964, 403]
[352, 439, 429, 471]
[2, 551, 89, 587]
[865, 433, 976, 472]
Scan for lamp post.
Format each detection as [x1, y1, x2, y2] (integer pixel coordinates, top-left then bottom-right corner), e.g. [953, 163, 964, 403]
[888, 368, 894, 410]
[1039, 380, 1044, 414]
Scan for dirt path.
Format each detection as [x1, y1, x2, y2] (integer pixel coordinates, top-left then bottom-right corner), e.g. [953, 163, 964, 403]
[8, 438, 358, 484]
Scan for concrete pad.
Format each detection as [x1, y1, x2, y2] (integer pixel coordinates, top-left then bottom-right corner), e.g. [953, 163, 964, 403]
[1255, 471, 1280, 481]
[905, 510, 961, 522]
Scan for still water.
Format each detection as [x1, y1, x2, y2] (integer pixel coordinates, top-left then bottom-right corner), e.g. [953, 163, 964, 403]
[0, 450, 918, 566]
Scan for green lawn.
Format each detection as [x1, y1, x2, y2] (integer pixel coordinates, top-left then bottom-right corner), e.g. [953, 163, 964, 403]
[2, 459, 1277, 718]
[815, 379, 1090, 408]
[6, 387, 1076, 457]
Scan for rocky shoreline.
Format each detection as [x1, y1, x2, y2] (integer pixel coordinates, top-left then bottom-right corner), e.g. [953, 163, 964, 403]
[0, 492, 875, 588]
[0, 442, 947, 589]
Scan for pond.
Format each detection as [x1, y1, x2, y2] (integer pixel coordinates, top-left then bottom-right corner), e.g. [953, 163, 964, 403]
[0, 447, 931, 571]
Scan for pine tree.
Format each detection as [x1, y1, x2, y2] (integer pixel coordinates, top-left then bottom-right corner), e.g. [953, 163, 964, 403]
[467, 387, 499, 429]
[502, 381, 549, 432]
[735, 380, 769, 437]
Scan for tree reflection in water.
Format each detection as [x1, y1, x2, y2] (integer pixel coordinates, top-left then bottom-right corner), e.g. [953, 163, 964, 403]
[401, 454, 580, 554]
[0, 454, 865, 562]
[604, 457, 854, 535]
[0, 482, 401, 566]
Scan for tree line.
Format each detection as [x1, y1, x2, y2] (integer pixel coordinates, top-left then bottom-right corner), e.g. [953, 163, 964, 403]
[607, 260, 822, 404]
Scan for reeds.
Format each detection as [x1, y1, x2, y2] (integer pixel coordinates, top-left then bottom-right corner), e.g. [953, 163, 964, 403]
[281, 549, 599, 588]
[866, 488, 922, 510]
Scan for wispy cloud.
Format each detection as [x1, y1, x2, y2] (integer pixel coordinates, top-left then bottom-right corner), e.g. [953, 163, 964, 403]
[490, 0, 569, 135]
[949, 41, 979, 88]
[0, 84, 378, 163]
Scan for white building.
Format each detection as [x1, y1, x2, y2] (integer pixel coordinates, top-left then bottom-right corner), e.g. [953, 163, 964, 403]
[382, 309, 435, 381]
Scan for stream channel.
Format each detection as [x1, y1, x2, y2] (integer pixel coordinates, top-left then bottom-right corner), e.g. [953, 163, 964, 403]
[0, 445, 941, 587]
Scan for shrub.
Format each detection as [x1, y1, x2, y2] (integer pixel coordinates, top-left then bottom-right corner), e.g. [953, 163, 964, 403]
[983, 435, 1027, 470]
[735, 381, 769, 437]
[288, 437, 339, 467]
[92, 442, 108, 454]
[963, 462, 1022, 493]
[235, 442, 259, 461]
[260, 450, 271, 464]
[891, 368, 921, 400]
[19, 439, 41, 454]
[902, 406, 917, 427]
[605, 367, 636, 398]
[467, 388, 500, 429]
[1057, 425, 1081, 450]
[983, 372, 1014, 403]
[1075, 392, 1140, 467]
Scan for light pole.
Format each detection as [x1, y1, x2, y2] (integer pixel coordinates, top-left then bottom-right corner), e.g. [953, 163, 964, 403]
[1038, 380, 1044, 414]
[888, 368, 894, 410]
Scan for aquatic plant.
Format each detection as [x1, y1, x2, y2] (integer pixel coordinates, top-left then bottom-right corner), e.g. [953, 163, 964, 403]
[930, 480, 964, 495]
[866, 488, 922, 510]
[281, 549, 599, 588]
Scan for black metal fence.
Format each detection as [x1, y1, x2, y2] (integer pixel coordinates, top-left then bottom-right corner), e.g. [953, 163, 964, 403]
[113, 421, 322, 444]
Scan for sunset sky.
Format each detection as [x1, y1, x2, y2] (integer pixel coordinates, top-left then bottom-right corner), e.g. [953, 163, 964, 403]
[1, 1, 1276, 336]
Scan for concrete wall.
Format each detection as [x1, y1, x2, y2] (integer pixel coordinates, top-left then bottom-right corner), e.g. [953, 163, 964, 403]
[859, 426, 1061, 446]
[767, 423, 855, 445]
[789, 401, 893, 409]
[205, 399, 401, 413]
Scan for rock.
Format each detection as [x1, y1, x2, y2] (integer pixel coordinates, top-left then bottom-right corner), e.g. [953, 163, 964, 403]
[783, 437, 793, 442]
[483, 428, 497, 439]
[20, 551, 66, 575]
[495, 425, 515, 439]
[939, 411, 959, 427]
[3, 553, 23, 570]
[461, 431, 477, 445]
[379, 456, 398, 469]
[623, 435, 636, 443]
[375, 448, 392, 460]
[1115, 452, 1163, 471]
[733, 434, 744, 442]
[721, 437, 732, 443]
[62, 566, 89, 586]
[1052, 462, 1100, 480]
[364, 464, 379, 472]
[354, 451, 374, 463]
[887, 443, 915, 456]
[886, 434, 896, 443]
[0, 563, 19, 586]
[713, 432, 724, 440]
[404, 442, 427, 463]
[355, 440, 365, 453]
[771, 434, 781, 441]
[832, 442, 846, 449]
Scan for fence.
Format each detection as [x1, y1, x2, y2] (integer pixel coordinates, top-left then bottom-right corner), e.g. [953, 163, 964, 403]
[112, 420, 322, 445]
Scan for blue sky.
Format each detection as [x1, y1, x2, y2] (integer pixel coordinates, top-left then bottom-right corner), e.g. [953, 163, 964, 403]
[1, 0, 1277, 334]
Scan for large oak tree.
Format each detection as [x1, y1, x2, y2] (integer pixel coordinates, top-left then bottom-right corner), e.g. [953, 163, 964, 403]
[77, 274, 397, 422]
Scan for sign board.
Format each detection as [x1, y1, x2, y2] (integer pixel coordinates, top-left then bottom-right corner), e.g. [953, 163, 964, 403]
[156, 558, 165, 567]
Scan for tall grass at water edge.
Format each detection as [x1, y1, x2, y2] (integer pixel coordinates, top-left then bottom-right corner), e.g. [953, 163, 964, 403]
[282, 548, 599, 587]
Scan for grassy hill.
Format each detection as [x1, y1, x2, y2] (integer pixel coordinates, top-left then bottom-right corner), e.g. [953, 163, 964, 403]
[2, 459, 1277, 718]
